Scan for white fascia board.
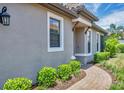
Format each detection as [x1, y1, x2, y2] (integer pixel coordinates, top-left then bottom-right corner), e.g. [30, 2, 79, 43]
[72, 17, 92, 27]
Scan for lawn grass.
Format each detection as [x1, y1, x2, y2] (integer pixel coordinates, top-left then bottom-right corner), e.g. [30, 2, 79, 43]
[99, 53, 124, 90]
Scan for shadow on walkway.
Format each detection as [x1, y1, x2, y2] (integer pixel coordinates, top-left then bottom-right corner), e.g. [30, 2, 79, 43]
[81, 62, 94, 70]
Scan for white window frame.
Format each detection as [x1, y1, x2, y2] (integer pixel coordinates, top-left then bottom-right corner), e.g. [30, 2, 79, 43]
[86, 30, 92, 54]
[96, 32, 101, 52]
[47, 12, 64, 52]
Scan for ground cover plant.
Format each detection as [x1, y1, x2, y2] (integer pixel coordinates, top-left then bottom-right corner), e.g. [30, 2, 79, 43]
[99, 53, 124, 90]
[95, 32, 124, 89]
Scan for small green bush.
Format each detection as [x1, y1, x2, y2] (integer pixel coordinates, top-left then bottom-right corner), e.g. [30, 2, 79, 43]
[69, 60, 81, 75]
[94, 52, 110, 63]
[114, 67, 124, 81]
[57, 64, 72, 81]
[104, 52, 110, 59]
[3, 77, 32, 90]
[117, 44, 124, 53]
[110, 81, 124, 90]
[37, 67, 57, 87]
[104, 38, 119, 57]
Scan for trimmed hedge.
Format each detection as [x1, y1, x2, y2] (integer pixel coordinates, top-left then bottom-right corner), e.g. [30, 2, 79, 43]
[3, 60, 82, 89]
[57, 64, 72, 81]
[37, 67, 57, 87]
[94, 52, 110, 63]
[3, 77, 32, 90]
[69, 60, 81, 75]
[117, 44, 124, 53]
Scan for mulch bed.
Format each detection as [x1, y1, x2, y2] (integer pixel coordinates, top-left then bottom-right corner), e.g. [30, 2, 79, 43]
[95, 64, 117, 84]
[48, 69, 86, 90]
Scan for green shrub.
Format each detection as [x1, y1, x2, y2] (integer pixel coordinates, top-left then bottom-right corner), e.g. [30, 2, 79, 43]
[57, 64, 72, 81]
[3, 77, 32, 90]
[37, 67, 57, 87]
[105, 52, 111, 59]
[69, 60, 81, 75]
[104, 38, 119, 57]
[110, 81, 124, 90]
[115, 68, 124, 81]
[94, 52, 110, 63]
[117, 44, 124, 53]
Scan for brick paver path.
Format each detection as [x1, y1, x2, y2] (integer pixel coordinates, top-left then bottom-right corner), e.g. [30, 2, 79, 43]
[67, 66, 112, 90]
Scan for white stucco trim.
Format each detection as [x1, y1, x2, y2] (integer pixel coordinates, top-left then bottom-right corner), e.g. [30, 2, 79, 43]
[75, 53, 92, 57]
[86, 30, 92, 54]
[99, 33, 101, 52]
[72, 17, 92, 27]
[90, 30, 93, 54]
[47, 11, 64, 52]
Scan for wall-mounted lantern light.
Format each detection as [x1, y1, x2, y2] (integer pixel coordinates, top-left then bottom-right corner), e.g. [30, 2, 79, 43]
[0, 6, 10, 26]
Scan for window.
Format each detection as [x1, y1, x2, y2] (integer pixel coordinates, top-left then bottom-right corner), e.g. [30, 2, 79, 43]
[47, 12, 64, 52]
[96, 33, 100, 52]
[87, 31, 92, 53]
[50, 18, 60, 47]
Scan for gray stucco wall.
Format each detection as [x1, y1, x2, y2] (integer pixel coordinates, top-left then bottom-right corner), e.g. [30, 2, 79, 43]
[0, 4, 73, 88]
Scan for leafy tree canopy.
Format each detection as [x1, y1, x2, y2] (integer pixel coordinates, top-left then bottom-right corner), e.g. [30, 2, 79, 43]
[107, 24, 124, 39]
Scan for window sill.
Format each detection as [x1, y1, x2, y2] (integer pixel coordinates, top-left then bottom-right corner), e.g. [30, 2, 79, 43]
[75, 53, 92, 57]
[48, 47, 64, 52]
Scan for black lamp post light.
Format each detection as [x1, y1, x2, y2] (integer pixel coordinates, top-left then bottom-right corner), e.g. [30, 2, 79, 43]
[0, 6, 10, 26]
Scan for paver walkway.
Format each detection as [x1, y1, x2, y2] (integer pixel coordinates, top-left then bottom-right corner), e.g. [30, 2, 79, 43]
[67, 65, 112, 90]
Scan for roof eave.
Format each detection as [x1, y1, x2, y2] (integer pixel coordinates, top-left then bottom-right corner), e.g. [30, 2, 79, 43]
[92, 23, 108, 34]
[76, 6, 99, 21]
[40, 3, 78, 18]
[82, 9, 99, 21]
